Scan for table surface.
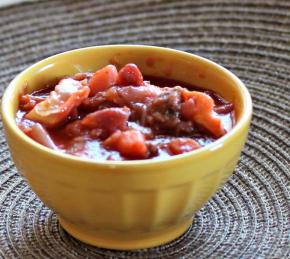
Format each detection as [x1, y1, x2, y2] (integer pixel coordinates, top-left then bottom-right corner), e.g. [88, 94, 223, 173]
[0, 0, 289, 258]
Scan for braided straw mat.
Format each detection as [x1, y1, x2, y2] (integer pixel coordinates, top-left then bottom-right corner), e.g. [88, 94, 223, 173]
[0, 0, 289, 258]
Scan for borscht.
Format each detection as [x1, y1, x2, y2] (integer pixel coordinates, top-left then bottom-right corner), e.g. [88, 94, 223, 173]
[16, 63, 235, 160]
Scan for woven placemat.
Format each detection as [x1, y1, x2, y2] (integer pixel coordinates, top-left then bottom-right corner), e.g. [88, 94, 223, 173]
[0, 0, 289, 258]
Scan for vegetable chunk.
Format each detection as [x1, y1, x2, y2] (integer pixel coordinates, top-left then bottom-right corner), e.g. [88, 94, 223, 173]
[81, 107, 130, 137]
[26, 78, 90, 127]
[104, 130, 148, 159]
[168, 138, 200, 155]
[117, 63, 144, 86]
[181, 90, 225, 137]
[89, 65, 118, 95]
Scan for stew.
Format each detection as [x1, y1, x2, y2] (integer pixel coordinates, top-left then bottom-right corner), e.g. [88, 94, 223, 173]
[16, 63, 235, 161]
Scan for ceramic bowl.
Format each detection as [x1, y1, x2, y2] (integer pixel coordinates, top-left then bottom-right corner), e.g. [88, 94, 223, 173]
[1, 45, 252, 250]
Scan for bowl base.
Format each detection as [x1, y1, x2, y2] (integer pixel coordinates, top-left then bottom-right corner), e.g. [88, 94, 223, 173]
[59, 217, 192, 250]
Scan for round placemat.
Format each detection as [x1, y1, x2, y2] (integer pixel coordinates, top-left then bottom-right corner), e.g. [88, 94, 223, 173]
[0, 0, 289, 258]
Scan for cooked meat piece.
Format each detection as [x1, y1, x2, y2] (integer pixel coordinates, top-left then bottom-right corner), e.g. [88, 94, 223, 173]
[145, 86, 195, 135]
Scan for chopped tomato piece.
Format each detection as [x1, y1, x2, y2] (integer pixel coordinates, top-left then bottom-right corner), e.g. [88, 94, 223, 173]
[181, 90, 225, 137]
[116, 63, 144, 86]
[89, 65, 118, 96]
[168, 138, 200, 155]
[104, 130, 148, 159]
[25, 78, 90, 128]
[81, 107, 130, 137]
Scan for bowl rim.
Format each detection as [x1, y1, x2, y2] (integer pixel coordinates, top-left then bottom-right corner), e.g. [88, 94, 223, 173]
[1, 44, 252, 167]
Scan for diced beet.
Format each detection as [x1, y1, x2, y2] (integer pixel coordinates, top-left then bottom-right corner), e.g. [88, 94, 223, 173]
[168, 138, 200, 155]
[103, 130, 148, 159]
[117, 64, 144, 86]
[89, 65, 118, 96]
[81, 107, 130, 138]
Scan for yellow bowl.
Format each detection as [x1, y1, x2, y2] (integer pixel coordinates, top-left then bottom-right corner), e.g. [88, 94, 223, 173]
[1, 45, 252, 250]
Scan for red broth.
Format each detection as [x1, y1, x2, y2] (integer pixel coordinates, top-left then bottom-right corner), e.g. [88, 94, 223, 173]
[16, 64, 235, 161]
